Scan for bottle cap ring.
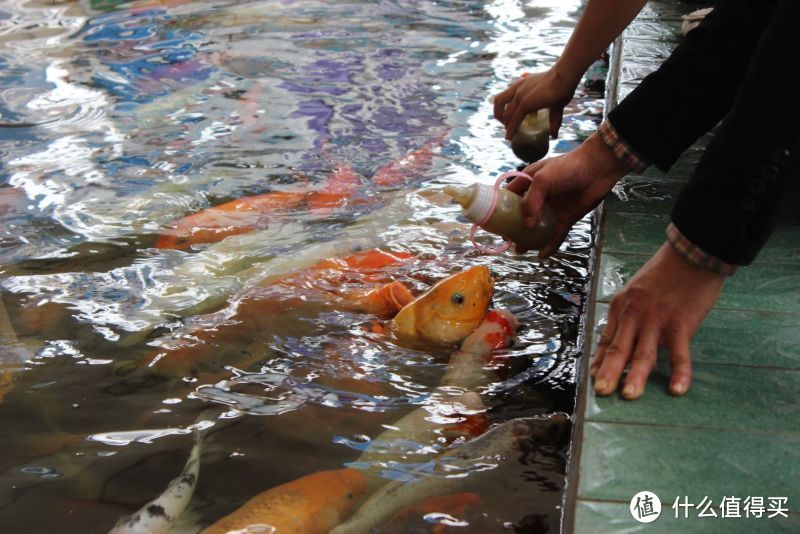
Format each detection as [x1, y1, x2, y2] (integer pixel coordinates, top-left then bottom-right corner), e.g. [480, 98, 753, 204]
[469, 170, 533, 254]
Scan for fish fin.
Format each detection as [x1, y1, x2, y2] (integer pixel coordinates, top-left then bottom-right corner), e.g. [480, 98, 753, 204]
[348, 281, 414, 316]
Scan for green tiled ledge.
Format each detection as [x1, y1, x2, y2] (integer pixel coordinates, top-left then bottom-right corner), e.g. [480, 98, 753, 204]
[584, 360, 800, 433]
[594, 303, 800, 370]
[575, 500, 800, 533]
[577, 422, 799, 520]
[601, 212, 800, 265]
[598, 254, 800, 313]
[568, 3, 800, 533]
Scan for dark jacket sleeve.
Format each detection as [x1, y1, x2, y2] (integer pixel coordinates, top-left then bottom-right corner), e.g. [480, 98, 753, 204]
[608, 0, 778, 171]
[670, 0, 800, 265]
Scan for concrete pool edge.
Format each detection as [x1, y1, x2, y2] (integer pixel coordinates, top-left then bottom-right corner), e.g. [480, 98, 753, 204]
[560, 28, 622, 534]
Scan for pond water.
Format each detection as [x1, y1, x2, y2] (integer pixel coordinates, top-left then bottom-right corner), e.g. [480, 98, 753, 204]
[0, 1, 604, 532]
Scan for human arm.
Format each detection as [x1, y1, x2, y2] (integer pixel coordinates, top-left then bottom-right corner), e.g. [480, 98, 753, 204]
[589, 0, 800, 399]
[511, 1, 798, 400]
[493, 0, 648, 139]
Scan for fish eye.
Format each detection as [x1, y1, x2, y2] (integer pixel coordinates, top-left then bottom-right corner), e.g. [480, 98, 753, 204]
[451, 292, 465, 305]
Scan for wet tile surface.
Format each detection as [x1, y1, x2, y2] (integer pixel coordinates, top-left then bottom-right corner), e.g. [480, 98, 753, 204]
[575, 500, 800, 533]
[579, 422, 800, 503]
[593, 303, 800, 370]
[606, 176, 683, 213]
[602, 212, 668, 255]
[602, 213, 800, 265]
[585, 360, 800, 433]
[622, 20, 681, 43]
[597, 254, 800, 313]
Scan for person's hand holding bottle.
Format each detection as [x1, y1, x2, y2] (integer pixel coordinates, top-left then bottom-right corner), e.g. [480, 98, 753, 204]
[493, 67, 579, 141]
[505, 132, 629, 256]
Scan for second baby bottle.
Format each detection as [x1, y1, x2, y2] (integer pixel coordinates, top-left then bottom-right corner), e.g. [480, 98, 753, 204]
[444, 172, 556, 253]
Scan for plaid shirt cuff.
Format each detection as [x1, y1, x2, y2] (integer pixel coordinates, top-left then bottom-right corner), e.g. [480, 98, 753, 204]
[597, 120, 650, 173]
[666, 223, 738, 276]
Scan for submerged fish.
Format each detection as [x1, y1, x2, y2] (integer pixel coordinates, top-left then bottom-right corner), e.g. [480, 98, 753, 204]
[140, 248, 417, 376]
[142, 253, 493, 379]
[109, 417, 211, 534]
[352, 309, 516, 491]
[155, 163, 362, 250]
[200, 468, 368, 534]
[191, 306, 514, 534]
[331, 414, 571, 533]
[155, 133, 446, 251]
[0, 293, 38, 403]
[371, 133, 447, 188]
[381, 492, 485, 533]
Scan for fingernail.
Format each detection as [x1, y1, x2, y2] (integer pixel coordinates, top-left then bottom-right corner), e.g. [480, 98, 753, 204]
[594, 378, 608, 393]
[672, 382, 688, 395]
[622, 384, 639, 399]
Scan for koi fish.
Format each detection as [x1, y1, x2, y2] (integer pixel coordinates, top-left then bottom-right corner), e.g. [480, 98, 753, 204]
[193, 305, 513, 534]
[109, 417, 211, 534]
[142, 254, 492, 379]
[112, 264, 497, 533]
[155, 164, 362, 250]
[387, 265, 494, 348]
[439, 309, 518, 391]
[331, 415, 570, 533]
[371, 133, 447, 188]
[381, 492, 484, 533]
[140, 248, 416, 376]
[200, 468, 368, 534]
[352, 309, 516, 491]
[155, 132, 446, 251]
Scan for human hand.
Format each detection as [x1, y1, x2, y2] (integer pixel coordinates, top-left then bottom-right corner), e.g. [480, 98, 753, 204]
[505, 131, 629, 257]
[493, 68, 579, 140]
[592, 242, 725, 399]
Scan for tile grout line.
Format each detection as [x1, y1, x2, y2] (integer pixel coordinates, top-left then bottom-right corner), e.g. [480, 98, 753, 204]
[601, 248, 800, 269]
[560, 28, 624, 534]
[582, 418, 800, 437]
[575, 497, 800, 517]
[597, 294, 800, 317]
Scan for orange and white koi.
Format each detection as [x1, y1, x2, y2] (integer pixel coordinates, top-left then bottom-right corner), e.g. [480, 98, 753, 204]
[155, 163, 361, 250]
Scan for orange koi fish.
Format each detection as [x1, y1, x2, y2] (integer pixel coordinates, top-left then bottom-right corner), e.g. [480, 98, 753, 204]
[381, 492, 484, 533]
[201, 468, 367, 534]
[156, 132, 447, 251]
[371, 133, 447, 187]
[155, 163, 361, 250]
[388, 265, 494, 347]
[332, 415, 569, 534]
[200, 305, 513, 534]
[141, 248, 416, 376]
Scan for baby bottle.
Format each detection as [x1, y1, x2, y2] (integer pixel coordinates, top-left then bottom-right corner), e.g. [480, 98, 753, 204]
[510, 108, 550, 163]
[444, 171, 556, 254]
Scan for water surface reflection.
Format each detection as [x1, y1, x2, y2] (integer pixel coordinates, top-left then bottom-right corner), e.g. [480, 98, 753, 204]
[0, 1, 601, 531]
